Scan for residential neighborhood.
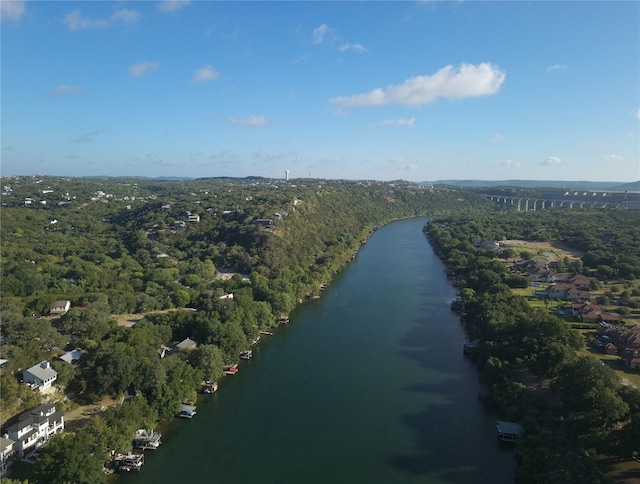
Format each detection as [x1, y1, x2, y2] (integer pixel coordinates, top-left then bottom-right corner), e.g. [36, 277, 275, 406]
[510, 255, 640, 374]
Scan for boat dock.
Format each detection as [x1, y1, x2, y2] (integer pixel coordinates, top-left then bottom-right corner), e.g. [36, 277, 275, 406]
[201, 380, 218, 394]
[113, 451, 144, 472]
[178, 404, 197, 418]
[223, 363, 239, 375]
[133, 429, 162, 450]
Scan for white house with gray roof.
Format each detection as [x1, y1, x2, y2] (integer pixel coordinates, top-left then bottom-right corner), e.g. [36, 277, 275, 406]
[22, 361, 57, 391]
[3, 404, 64, 458]
[50, 300, 70, 316]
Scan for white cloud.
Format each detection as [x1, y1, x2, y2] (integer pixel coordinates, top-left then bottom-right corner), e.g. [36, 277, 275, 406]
[129, 61, 159, 77]
[546, 64, 567, 72]
[503, 159, 525, 168]
[491, 133, 505, 143]
[48, 85, 82, 97]
[541, 156, 562, 166]
[313, 24, 332, 44]
[63, 8, 140, 30]
[230, 115, 268, 127]
[330, 62, 506, 107]
[1, 1, 26, 21]
[602, 154, 624, 162]
[633, 108, 640, 120]
[111, 9, 140, 24]
[191, 65, 219, 83]
[157, 1, 192, 13]
[339, 43, 368, 53]
[390, 157, 418, 171]
[368, 118, 416, 128]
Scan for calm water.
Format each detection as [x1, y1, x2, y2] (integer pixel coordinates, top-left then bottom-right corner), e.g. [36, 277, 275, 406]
[124, 218, 516, 483]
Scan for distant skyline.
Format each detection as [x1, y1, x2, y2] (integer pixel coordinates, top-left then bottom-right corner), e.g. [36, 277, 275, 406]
[2, 1, 639, 182]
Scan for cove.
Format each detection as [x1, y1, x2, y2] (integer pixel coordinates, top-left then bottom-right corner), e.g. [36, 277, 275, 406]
[123, 217, 516, 484]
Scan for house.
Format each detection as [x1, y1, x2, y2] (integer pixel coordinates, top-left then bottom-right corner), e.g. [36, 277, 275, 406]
[543, 284, 590, 301]
[572, 302, 623, 325]
[604, 342, 618, 356]
[597, 324, 640, 370]
[251, 218, 274, 229]
[528, 266, 556, 283]
[59, 348, 84, 364]
[50, 300, 71, 316]
[174, 338, 198, 350]
[474, 240, 501, 251]
[4, 404, 64, 458]
[620, 327, 640, 369]
[0, 437, 15, 477]
[187, 214, 200, 223]
[22, 361, 57, 391]
[567, 274, 593, 291]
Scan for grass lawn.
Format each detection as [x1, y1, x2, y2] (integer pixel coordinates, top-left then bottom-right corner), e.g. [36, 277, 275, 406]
[579, 346, 640, 388]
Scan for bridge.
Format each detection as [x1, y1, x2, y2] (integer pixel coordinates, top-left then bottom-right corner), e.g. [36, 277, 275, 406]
[486, 190, 640, 211]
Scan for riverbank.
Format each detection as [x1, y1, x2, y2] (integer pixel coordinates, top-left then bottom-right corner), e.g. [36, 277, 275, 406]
[121, 217, 517, 484]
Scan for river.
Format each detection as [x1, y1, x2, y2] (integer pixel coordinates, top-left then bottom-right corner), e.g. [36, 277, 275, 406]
[123, 217, 516, 483]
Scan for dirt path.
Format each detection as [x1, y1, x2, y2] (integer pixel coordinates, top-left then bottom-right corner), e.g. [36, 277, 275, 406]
[114, 307, 196, 326]
[63, 396, 120, 430]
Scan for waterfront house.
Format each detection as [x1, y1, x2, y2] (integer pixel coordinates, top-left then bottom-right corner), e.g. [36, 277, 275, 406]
[4, 404, 64, 458]
[22, 361, 57, 391]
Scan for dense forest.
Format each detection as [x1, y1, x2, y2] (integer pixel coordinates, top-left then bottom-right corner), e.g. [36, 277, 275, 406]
[425, 210, 640, 483]
[0, 176, 493, 483]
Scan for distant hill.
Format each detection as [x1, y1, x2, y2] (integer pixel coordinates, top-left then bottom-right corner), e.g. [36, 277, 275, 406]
[426, 180, 640, 191]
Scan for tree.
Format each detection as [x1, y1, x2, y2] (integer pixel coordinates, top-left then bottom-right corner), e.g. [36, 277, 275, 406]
[86, 341, 140, 397]
[553, 357, 629, 439]
[35, 431, 107, 484]
[191, 344, 224, 382]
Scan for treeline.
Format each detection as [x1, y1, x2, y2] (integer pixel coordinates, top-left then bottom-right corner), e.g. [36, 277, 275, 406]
[427, 209, 640, 280]
[425, 211, 640, 483]
[1, 176, 493, 483]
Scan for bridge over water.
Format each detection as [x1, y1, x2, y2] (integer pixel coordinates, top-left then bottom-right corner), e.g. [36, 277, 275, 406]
[486, 190, 640, 211]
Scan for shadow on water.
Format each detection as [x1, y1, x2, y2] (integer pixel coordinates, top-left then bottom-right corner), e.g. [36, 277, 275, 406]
[389, 295, 516, 482]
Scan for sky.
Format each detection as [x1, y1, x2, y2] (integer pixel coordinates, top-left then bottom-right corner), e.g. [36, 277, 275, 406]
[1, 1, 639, 182]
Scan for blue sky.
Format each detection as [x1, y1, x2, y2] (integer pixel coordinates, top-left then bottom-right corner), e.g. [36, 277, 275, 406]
[2, 1, 639, 182]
